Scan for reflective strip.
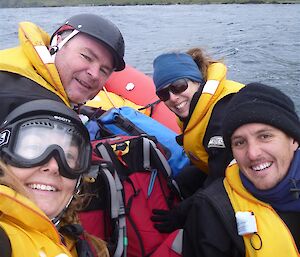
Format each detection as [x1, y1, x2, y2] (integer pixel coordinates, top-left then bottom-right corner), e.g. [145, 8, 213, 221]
[171, 229, 183, 254]
[202, 80, 219, 95]
[142, 137, 151, 170]
[34, 45, 54, 64]
[229, 159, 237, 166]
[207, 136, 225, 148]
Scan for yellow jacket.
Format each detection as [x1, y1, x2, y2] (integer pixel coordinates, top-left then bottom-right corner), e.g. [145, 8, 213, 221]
[179, 63, 244, 173]
[0, 185, 77, 257]
[0, 22, 149, 116]
[0, 21, 70, 106]
[85, 89, 150, 115]
[224, 163, 299, 257]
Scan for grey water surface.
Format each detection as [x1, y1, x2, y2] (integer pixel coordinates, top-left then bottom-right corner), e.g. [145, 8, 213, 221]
[1, 4, 299, 110]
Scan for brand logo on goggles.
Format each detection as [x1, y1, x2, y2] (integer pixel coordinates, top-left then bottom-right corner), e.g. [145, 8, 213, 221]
[54, 116, 71, 123]
[0, 130, 10, 147]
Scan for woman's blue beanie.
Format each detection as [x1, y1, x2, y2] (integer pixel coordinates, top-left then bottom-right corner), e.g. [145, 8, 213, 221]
[152, 53, 204, 91]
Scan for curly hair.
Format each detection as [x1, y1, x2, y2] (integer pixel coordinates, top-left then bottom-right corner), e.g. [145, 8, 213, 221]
[61, 182, 109, 257]
[0, 161, 30, 198]
[186, 47, 220, 82]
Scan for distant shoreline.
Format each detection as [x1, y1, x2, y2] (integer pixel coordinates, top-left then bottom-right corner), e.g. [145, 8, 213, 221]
[1, 0, 300, 8]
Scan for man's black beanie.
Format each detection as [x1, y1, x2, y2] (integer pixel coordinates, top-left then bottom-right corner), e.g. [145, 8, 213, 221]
[223, 82, 300, 148]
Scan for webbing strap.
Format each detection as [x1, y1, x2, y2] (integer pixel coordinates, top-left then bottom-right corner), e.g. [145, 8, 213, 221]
[171, 229, 183, 254]
[138, 99, 161, 117]
[145, 138, 182, 197]
[102, 166, 119, 219]
[97, 144, 113, 163]
[97, 143, 127, 257]
[143, 137, 172, 176]
[114, 173, 126, 257]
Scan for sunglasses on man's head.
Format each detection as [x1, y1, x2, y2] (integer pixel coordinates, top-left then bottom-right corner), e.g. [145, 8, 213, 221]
[156, 78, 189, 102]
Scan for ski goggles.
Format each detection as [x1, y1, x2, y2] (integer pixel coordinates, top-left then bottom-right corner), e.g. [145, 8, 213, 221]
[156, 78, 189, 102]
[0, 117, 91, 179]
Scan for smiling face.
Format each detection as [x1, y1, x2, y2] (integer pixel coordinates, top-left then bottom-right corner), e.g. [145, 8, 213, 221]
[164, 80, 200, 118]
[55, 33, 114, 104]
[231, 123, 299, 190]
[7, 126, 80, 219]
[8, 158, 77, 219]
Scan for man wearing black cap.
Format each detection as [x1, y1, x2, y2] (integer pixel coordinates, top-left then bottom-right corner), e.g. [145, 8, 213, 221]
[183, 83, 300, 257]
[0, 13, 125, 123]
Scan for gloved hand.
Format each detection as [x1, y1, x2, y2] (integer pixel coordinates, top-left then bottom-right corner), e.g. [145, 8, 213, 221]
[151, 207, 187, 233]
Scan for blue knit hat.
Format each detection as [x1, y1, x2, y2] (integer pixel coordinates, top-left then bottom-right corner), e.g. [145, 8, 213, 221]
[152, 53, 204, 91]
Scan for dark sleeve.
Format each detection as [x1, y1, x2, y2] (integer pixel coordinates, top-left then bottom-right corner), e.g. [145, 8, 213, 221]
[0, 226, 12, 257]
[175, 195, 194, 219]
[174, 164, 207, 198]
[0, 71, 65, 124]
[182, 192, 239, 257]
[203, 94, 235, 186]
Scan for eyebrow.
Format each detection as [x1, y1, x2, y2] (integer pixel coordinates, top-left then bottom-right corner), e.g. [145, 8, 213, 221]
[83, 47, 114, 71]
[232, 127, 275, 140]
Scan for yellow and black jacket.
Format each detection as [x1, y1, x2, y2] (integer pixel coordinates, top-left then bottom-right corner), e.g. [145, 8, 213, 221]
[183, 163, 300, 257]
[0, 22, 150, 124]
[172, 64, 244, 228]
[0, 185, 78, 256]
[0, 21, 69, 104]
[0, 22, 69, 123]
[178, 63, 244, 175]
[224, 163, 299, 257]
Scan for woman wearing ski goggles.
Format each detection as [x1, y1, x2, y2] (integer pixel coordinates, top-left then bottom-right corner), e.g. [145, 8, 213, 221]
[1, 116, 91, 179]
[0, 99, 109, 257]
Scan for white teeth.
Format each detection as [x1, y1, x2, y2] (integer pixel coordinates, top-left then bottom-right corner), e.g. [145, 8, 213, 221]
[176, 102, 185, 109]
[252, 162, 272, 171]
[28, 184, 57, 192]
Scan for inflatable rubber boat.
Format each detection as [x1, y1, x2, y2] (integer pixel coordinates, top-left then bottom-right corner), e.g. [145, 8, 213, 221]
[85, 65, 180, 133]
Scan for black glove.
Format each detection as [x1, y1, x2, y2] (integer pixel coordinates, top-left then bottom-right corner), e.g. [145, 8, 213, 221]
[151, 196, 194, 233]
[151, 207, 187, 233]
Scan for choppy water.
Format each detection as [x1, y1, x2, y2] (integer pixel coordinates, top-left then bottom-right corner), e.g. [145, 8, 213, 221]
[1, 4, 300, 110]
